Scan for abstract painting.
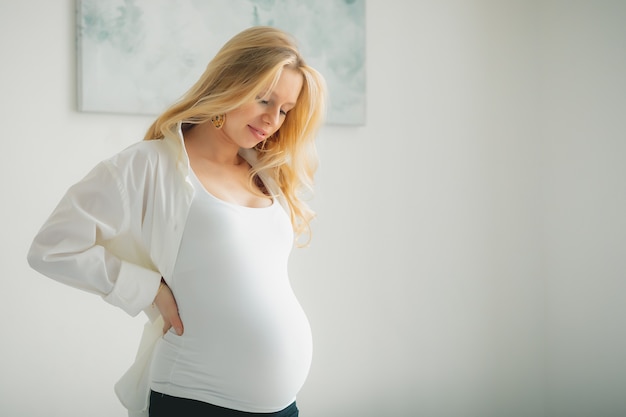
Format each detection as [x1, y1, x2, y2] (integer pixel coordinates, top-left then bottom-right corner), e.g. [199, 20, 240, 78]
[77, 0, 366, 125]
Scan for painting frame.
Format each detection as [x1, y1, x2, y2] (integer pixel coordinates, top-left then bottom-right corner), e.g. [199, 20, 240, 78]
[76, 0, 366, 125]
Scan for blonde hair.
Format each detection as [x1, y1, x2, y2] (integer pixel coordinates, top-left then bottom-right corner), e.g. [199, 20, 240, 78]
[144, 26, 327, 244]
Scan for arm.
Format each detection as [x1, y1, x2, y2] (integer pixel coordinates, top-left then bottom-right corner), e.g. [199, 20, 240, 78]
[27, 161, 161, 317]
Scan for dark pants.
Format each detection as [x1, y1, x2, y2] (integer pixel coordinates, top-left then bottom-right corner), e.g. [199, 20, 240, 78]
[149, 391, 299, 417]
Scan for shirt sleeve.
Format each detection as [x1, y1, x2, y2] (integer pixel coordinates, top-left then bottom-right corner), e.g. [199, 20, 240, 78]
[27, 160, 162, 317]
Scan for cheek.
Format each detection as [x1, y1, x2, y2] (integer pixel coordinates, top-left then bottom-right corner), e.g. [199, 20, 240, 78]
[224, 112, 251, 132]
[278, 114, 290, 129]
[232, 104, 258, 118]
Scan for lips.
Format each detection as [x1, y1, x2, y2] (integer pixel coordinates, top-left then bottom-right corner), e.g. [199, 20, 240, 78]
[248, 125, 268, 140]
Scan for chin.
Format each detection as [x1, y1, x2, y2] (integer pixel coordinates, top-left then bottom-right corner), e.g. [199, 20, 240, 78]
[240, 143, 261, 150]
[240, 139, 265, 150]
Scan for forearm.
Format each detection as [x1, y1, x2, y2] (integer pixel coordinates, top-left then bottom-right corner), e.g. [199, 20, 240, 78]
[27, 160, 162, 316]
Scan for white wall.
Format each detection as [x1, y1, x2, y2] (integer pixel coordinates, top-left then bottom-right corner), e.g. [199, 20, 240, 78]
[1, 1, 624, 416]
[539, 2, 626, 416]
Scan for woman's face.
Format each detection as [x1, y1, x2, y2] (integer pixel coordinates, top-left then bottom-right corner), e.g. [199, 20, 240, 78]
[223, 67, 303, 149]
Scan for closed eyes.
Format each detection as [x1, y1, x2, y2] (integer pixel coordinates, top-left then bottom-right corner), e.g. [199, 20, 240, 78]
[256, 98, 288, 116]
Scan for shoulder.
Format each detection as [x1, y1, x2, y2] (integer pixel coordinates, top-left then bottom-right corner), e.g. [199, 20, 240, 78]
[109, 138, 173, 164]
[97, 138, 183, 193]
[104, 138, 180, 175]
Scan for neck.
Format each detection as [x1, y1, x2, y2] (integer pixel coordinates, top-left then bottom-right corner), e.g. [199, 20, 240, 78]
[183, 122, 242, 165]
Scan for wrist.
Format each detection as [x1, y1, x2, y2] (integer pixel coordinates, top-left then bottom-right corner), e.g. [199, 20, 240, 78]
[152, 278, 167, 306]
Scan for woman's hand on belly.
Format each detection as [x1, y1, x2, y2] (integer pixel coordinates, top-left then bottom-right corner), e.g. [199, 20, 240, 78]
[153, 279, 184, 336]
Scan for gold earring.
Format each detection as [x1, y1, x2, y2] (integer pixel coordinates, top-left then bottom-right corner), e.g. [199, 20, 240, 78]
[211, 114, 225, 129]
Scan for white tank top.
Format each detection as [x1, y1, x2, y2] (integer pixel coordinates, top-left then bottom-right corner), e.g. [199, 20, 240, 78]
[150, 169, 312, 412]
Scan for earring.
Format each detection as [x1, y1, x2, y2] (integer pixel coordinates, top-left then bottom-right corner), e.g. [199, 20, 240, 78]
[211, 114, 225, 129]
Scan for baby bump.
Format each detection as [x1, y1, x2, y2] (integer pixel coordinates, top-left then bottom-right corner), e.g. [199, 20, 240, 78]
[152, 286, 313, 408]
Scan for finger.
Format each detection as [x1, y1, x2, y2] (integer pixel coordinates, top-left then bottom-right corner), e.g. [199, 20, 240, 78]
[170, 313, 184, 336]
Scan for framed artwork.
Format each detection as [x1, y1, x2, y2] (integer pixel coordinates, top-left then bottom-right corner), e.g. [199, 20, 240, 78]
[77, 0, 366, 125]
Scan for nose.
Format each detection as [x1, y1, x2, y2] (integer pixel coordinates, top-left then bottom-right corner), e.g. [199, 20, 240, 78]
[263, 105, 281, 127]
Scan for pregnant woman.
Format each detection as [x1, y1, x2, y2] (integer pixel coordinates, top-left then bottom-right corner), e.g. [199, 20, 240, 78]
[27, 26, 326, 417]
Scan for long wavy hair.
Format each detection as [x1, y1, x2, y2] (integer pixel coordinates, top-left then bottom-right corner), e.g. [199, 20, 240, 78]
[144, 26, 326, 244]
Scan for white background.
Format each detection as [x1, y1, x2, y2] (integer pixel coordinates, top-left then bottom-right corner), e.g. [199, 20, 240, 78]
[1, 1, 625, 416]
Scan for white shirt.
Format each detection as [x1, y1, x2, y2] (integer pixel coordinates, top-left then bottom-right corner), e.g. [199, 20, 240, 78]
[27, 125, 297, 415]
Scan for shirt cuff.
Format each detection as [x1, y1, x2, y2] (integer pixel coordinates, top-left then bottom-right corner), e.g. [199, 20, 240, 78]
[102, 261, 162, 317]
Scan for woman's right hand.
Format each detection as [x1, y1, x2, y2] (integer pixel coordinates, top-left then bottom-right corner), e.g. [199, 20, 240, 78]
[153, 280, 184, 336]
